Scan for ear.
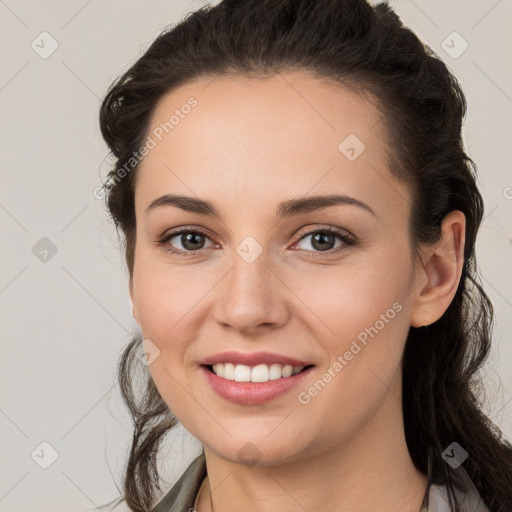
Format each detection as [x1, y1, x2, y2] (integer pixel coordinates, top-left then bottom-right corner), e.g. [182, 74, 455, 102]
[410, 210, 466, 327]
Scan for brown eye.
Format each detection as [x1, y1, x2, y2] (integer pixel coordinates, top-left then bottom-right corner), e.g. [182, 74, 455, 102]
[174, 232, 207, 251]
[306, 231, 337, 251]
[159, 229, 215, 256]
[292, 227, 355, 256]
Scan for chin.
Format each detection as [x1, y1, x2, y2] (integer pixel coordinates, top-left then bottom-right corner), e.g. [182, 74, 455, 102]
[203, 434, 311, 467]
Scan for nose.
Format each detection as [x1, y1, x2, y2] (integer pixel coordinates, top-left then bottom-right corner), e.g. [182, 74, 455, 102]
[213, 249, 289, 334]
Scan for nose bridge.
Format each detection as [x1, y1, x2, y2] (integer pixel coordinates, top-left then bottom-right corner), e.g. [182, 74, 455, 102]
[214, 236, 286, 331]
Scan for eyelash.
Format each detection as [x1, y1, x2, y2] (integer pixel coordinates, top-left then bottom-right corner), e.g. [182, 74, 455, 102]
[157, 226, 356, 259]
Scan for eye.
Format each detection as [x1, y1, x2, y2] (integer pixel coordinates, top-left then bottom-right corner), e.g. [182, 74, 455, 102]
[157, 225, 355, 258]
[158, 228, 215, 257]
[291, 226, 355, 256]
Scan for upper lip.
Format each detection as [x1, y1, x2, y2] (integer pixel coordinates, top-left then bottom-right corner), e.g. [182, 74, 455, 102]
[200, 351, 314, 367]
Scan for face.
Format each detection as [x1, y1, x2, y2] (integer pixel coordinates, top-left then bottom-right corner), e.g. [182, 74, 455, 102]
[129, 71, 422, 465]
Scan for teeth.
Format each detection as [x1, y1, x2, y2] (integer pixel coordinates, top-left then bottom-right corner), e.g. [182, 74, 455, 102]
[211, 363, 305, 382]
[269, 363, 282, 380]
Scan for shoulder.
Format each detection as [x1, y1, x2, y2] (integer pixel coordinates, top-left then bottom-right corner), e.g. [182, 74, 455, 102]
[90, 454, 207, 512]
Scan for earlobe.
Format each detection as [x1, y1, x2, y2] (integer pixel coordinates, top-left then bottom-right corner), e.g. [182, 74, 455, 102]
[410, 210, 466, 328]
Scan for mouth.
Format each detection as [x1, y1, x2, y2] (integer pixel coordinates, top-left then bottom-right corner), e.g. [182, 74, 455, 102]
[203, 362, 315, 383]
[199, 351, 316, 404]
[200, 362, 316, 405]
[200, 363, 315, 406]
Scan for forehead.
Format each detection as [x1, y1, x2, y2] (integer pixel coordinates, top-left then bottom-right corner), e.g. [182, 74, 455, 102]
[135, 71, 410, 225]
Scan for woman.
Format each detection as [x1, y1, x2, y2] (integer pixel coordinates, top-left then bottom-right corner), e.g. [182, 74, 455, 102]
[97, 0, 512, 511]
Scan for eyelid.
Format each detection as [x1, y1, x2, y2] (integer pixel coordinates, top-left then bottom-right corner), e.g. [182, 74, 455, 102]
[160, 225, 216, 240]
[293, 224, 355, 243]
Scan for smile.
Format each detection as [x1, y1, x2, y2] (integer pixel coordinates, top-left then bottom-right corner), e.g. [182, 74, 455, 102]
[201, 363, 315, 405]
[208, 362, 310, 382]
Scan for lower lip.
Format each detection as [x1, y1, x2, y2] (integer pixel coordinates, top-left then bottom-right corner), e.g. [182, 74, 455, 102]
[200, 365, 315, 405]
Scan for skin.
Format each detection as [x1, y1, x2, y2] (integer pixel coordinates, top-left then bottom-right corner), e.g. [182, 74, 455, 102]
[129, 71, 465, 512]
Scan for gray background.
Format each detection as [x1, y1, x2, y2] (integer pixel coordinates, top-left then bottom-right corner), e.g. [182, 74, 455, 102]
[1, 0, 511, 510]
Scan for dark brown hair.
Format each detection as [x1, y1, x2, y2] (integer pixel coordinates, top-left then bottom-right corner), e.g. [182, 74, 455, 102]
[98, 0, 512, 510]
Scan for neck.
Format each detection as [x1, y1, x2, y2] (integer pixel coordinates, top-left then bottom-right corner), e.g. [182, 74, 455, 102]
[196, 376, 427, 512]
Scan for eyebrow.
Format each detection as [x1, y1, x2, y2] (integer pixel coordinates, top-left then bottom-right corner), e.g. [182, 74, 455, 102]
[144, 193, 377, 219]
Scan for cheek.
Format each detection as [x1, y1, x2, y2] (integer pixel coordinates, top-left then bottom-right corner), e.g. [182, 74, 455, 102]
[131, 263, 210, 422]
[292, 263, 410, 436]
[132, 254, 204, 334]
[290, 250, 412, 397]
[291, 252, 410, 340]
